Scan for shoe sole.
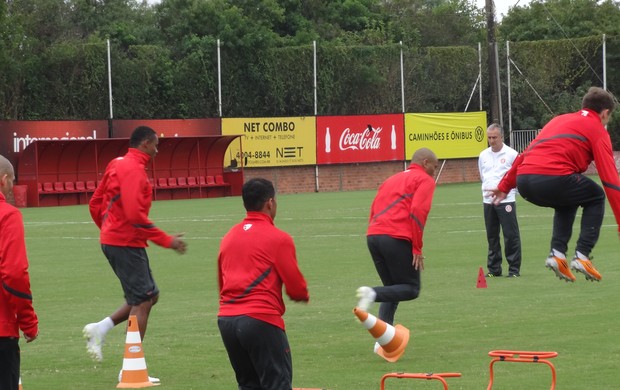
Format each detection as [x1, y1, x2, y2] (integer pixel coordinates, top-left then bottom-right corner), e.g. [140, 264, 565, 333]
[545, 259, 575, 282]
[570, 262, 601, 282]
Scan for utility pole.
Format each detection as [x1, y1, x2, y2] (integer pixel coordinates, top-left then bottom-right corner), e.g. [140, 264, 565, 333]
[486, 0, 501, 125]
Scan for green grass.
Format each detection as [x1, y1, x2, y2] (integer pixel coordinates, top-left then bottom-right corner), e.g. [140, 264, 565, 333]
[18, 181, 620, 389]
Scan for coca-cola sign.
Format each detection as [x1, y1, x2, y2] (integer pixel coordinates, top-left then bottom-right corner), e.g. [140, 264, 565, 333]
[317, 114, 404, 164]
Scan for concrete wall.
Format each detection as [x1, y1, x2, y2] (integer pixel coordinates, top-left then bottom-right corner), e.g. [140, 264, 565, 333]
[244, 158, 481, 193]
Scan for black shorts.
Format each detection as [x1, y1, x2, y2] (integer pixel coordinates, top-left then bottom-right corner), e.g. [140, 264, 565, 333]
[102, 244, 159, 306]
[218, 315, 292, 389]
[0, 337, 20, 390]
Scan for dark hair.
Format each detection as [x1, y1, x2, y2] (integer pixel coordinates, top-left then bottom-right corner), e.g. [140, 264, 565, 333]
[242, 178, 275, 211]
[129, 126, 157, 148]
[582, 87, 616, 113]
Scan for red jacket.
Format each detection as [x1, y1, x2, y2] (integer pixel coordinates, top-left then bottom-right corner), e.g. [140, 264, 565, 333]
[89, 148, 172, 248]
[0, 192, 38, 338]
[218, 212, 309, 330]
[367, 164, 436, 255]
[498, 108, 620, 231]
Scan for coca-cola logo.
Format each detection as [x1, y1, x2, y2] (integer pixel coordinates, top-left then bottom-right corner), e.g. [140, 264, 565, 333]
[339, 127, 381, 151]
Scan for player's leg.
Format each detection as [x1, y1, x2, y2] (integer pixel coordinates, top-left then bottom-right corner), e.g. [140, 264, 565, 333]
[0, 337, 20, 390]
[248, 318, 292, 390]
[368, 235, 420, 324]
[496, 202, 522, 276]
[484, 203, 503, 276]
[218, 316, 262, 389]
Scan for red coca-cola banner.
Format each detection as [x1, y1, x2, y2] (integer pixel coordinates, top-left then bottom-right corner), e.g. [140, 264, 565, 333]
[316, 114, 404, 164]
[0, 120, 108, 169]
[112, 119, 221, 138]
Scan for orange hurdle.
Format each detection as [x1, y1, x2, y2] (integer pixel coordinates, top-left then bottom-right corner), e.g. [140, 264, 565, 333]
[380, 372, 461, 390]
[487, 350, 558, 390]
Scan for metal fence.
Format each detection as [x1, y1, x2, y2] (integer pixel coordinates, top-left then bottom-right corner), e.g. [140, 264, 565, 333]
[509, 129, 540, 152]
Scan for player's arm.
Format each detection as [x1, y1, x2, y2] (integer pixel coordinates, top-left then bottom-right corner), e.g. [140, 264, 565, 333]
[592, 135, 620, 232]
[121, 169, 174, 248]
[275, 235, 309, 302]
[409, 178, 436, 256]
[0, 210, 38, 340]
[88, 173, 108, 228]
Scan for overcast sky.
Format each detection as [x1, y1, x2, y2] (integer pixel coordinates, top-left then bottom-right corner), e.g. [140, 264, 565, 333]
[479, 0, 532, 19]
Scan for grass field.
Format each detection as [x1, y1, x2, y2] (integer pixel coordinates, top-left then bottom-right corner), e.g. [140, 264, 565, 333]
[17, 181, 620, 389]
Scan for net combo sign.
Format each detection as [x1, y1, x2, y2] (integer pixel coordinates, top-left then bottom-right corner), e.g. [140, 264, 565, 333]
[316, 114, 404, 164]
[222, 117, 317, 167]
[405, 112, 487, 159]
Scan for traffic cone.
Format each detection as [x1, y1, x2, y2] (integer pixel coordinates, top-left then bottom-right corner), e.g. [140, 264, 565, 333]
[353, 307, 409, 362]
[477, 267, 488, 288]
[18, 376, 22, 390]
[117, 315, 158, 388]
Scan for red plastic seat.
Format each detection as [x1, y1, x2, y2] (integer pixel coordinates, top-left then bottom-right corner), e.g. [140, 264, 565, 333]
[177, 177, 187, 186]
[215, 175, 226, 185]
[157, 178, 168, 188]
[206, 176, 216, 185]
[198, 176, 206, 186]
[86, 181, 96, 191]
[54, 182, 64, 192]
[64, 182, 75, 191]
[168, 177, 178, 187]
[75, 181, 86, 191]
[187, 177, 197, 187]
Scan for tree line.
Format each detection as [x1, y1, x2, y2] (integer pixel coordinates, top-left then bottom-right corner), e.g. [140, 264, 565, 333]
[2, 0, 620, 146]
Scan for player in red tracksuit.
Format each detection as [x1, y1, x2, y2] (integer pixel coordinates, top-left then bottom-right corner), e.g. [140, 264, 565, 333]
[488, 87, 619, 283]
[0, 155, 38, 390]
[83, 127, 186, 379]
[218, 178, 309, 390]
[356, 148, 438, 334]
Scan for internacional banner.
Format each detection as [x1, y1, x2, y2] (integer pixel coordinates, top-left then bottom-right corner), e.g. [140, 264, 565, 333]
[316, 114, 404, 164]
[0, 120, 107, 169]
[405, 112, 487, 159]
[222, 117, 317, 167]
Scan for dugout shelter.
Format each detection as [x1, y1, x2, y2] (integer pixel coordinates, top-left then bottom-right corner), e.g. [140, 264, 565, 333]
[17, 136, 243, 207]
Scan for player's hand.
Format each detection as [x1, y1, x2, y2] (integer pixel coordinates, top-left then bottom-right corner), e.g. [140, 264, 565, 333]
[171, 233, 187, 254]
[25, 332, 38, 343]
[413, 254, 425, 271]
[484, 188, 508, 205]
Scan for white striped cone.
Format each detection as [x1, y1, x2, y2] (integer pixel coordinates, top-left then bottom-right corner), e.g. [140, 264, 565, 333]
[18, 376, 22, 390]
[117, 315, 158, 388]
[353, 307, 410, 362]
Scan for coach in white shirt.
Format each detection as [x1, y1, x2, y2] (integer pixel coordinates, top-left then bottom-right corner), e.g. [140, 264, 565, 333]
[479, 123, 522, 277]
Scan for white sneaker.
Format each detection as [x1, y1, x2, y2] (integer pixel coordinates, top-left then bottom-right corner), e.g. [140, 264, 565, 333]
[118, 370, 160, 384]
[356, 286, 376, 311]
[83, 323, 104, 362]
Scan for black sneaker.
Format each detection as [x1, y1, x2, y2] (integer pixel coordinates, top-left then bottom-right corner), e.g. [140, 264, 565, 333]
[485, 272, 502, 278]
[506, 273, 520, 278]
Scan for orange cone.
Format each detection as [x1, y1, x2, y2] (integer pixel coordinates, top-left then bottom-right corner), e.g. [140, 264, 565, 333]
[117, 315, 158, 388]
[477, 267, 488, 288]
[353, 307, 409, 362]
[18, 376, 22, 390]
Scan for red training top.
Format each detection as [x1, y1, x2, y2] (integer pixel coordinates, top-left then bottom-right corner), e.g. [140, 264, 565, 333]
[89, 148, 173, 248]
[367, 164, 436, 255]
[498, 108, 620, 231]
[0, 192, 38, 338]
[218, 212, 309, 330]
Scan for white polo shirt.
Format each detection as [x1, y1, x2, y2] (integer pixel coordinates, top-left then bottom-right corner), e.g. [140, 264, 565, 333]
[479, 144, 519, 204]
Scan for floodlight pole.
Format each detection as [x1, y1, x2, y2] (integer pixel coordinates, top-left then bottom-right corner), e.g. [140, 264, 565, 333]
[107, 39, 113, 137]
[485, 0, 501, 126]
